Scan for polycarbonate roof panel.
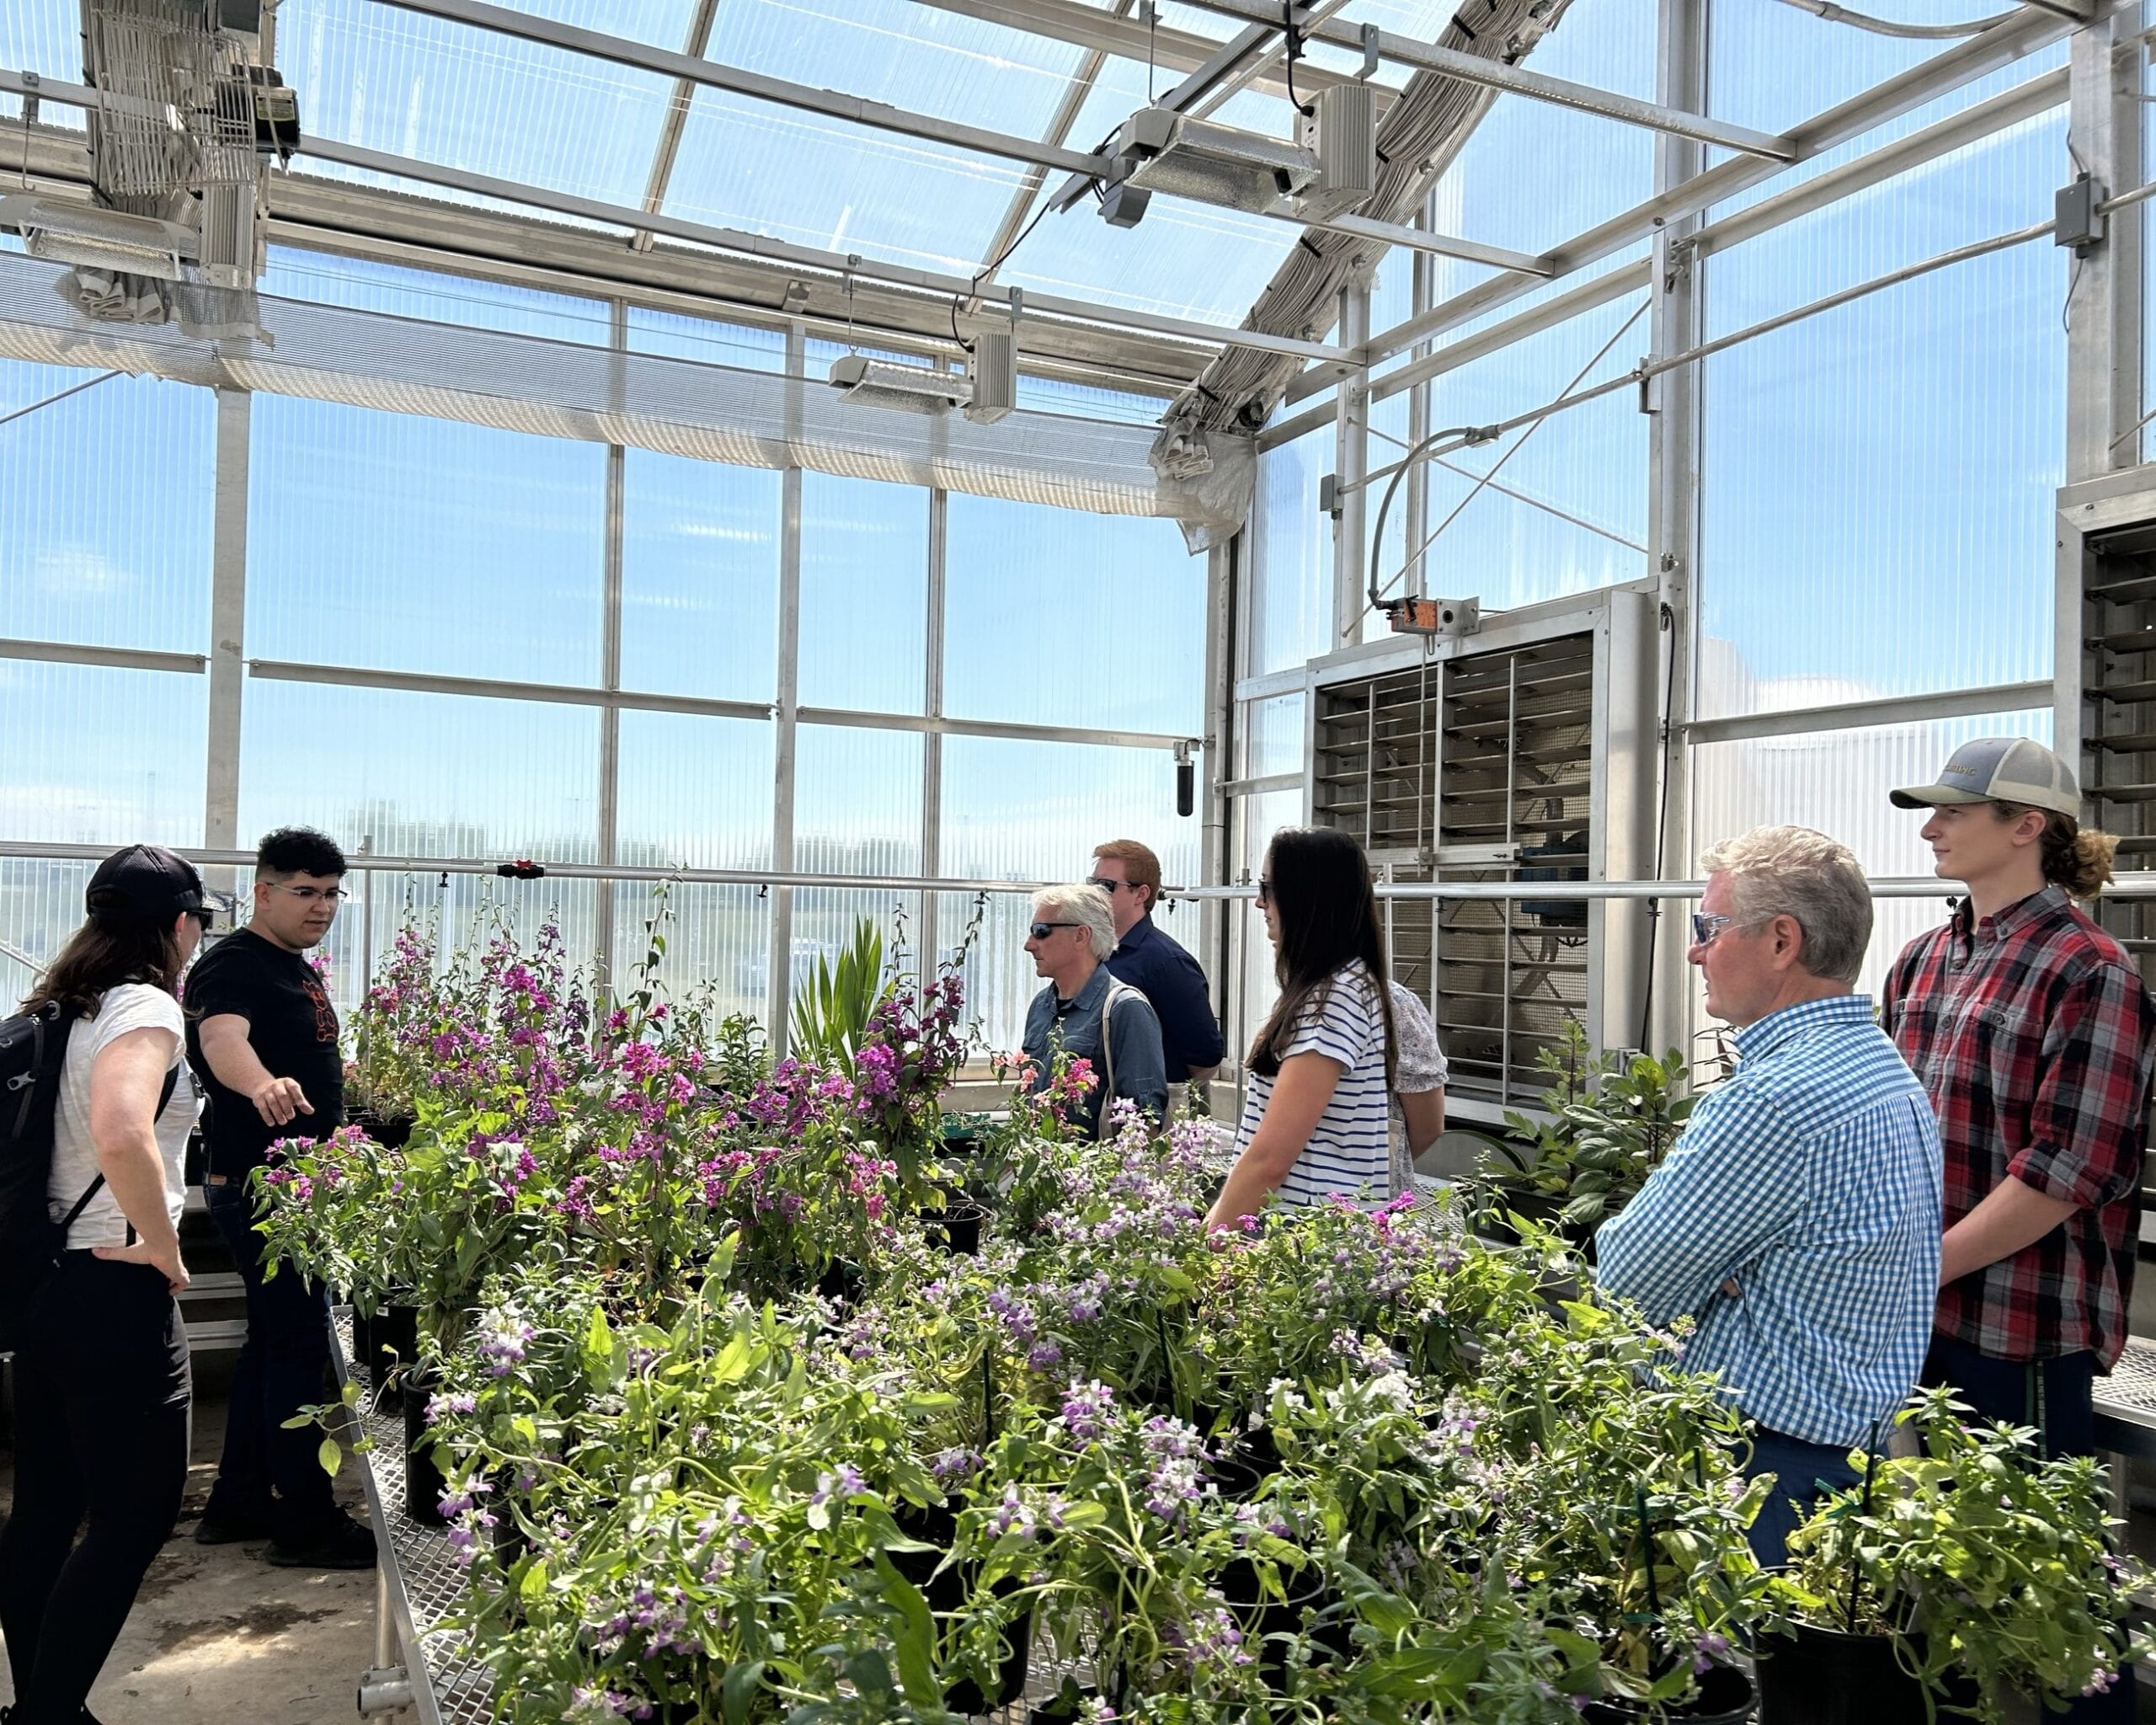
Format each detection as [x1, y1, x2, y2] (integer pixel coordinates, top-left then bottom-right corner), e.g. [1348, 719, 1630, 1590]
[280, 0, 693, 207]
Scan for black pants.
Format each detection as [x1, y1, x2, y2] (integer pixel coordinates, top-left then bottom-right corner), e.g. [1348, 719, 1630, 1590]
[1923, 1334, 2135, 1724]
[0, 1253, 190, 1724]
[202, 1178, 337, 1540]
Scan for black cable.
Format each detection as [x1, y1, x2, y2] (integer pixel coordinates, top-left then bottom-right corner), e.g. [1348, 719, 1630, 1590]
[1364, 424, 1497, 613]
[1283, 0, 1315, 118]
[1635, 600, 1678, 1053]
[949, 192, 1057, 355]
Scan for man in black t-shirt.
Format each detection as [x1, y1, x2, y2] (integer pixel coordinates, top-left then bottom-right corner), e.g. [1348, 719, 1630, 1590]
[186, 826, 374, 1568]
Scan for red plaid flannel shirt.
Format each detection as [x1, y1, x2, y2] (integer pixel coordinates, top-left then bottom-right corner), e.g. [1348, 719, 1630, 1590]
[1881, 884, 2155, 1368]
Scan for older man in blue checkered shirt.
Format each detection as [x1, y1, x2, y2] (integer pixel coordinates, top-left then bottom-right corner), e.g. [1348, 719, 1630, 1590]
[1597, 825, 1942, 1566]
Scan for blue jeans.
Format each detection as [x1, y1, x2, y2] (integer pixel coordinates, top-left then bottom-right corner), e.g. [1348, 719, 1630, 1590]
[202, 1178, 338, 1541]
[1744, 1426, 1861, 1568]
[1923, 1335, 2135, 1725]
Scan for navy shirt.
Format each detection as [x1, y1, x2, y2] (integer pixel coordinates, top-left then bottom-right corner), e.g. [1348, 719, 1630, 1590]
[1104, 916, 1224, 1080]
[1022, 964, 1169, 1138]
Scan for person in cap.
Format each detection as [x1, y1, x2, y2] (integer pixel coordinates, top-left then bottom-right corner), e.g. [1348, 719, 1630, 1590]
[185, 825, 375, 1569]
[1089, 840, 1225, 1085]
[1883, 740, 2154, 1648]
[1596, 826, 1940, 1567]
[0, 846, 206, 1724]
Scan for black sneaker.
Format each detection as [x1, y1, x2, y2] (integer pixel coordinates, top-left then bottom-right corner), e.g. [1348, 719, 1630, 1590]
[266, 1509, 378, 1570]
[194, 1501, 276, 1545]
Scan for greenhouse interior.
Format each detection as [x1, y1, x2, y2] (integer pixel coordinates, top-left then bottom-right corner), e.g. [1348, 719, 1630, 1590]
[8, 0, 2156, 1720]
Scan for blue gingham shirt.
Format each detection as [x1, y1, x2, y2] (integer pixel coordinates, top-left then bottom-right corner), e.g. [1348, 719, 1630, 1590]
[1595, 995, 1943, 1447]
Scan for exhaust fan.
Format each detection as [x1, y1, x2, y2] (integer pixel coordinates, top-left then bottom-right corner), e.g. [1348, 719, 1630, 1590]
[1111, 106, 1318, 216]
[829, 354, 967, 416]
[0, 194, 195, 280]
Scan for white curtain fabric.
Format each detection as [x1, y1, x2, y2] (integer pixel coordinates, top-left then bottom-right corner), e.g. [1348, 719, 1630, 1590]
[0, 252, 1251, 532]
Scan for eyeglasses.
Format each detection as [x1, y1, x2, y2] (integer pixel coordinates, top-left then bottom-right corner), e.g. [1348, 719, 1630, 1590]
[1028, 921, 1082, 940]
[1255, 878, 1273, 907]
[1689, 912, 1764, 946]
[1086, 877, 1132, 894]
[267, 883, 350, 905]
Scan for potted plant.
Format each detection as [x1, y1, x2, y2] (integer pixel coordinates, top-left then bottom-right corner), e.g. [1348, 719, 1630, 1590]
[1761, 1387, 2154, 1725]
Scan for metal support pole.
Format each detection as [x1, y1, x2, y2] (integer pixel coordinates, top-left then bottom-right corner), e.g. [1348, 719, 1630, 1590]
[1405, 191, 1437, 605]
[768, 322, 806, 1055]
[1644, 0, 1705, 1057]
[1199, 535, 1234, 1044]
[921, 487, 948, 982]
[205, 387, 249, 903]
[2065, 12, 2143, 485]
[595, 302, 627, 985]
[1332, 277, 1371, 650]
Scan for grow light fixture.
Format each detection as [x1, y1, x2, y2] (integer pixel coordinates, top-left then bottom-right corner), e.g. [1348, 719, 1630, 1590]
[0, 194, 196, 280]
[829, 353, 967, 416]
[1110, 106, 1318, 217]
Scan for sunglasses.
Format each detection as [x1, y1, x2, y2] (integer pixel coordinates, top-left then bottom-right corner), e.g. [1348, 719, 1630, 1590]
[1689, 912, 1765, 946]
[1086, 877, 1133, 894]
[1255, 878, 1273, 907]
[1029, 921, 1083, 940]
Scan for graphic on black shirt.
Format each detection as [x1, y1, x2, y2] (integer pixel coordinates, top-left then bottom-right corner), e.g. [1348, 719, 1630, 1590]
[184, 927, 346, 1178]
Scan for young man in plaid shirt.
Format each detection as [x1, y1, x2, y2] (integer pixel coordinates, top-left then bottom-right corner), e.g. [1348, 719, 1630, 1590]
[1884, 740, 2153, 1560]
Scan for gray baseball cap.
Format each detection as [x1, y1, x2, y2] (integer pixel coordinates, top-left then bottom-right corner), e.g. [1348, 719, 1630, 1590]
[1889, 736, 2080, 819]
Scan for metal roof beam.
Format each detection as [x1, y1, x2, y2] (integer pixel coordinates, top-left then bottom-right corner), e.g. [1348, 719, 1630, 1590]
[291, 132, 1357, 361]
[3, 109, 1209, 389]
[1360, 1, 2084, 367]
[1172, 0, 1797, 159]
[369, 0, 1112, 177]
[630, 0, 721, 255]
[909, 0, 1368, 104]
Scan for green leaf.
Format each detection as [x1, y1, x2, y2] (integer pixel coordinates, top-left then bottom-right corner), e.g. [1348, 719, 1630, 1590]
[317, 1436, 342, 1478]
[520, 1557, 548, 1601]
[279, 1413, 317, 1430]
[872, 1553, 940, 1707]
[721, 1660, 766, 1725]
[710, 1332, 755, 1384]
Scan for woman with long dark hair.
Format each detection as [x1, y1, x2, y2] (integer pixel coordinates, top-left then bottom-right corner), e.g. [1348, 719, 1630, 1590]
[0, 846, 205, 1725]
[1205, 826, 1396, 1228]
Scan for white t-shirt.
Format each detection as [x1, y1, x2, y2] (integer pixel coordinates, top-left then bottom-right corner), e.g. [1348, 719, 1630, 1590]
[47, 983, 196, 1249]
[1386, 982, 1448, 1196]
[1235, 959, 1393, 1208]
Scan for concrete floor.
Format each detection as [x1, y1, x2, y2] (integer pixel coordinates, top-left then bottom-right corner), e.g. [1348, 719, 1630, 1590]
[0, 1356, 380, 1725]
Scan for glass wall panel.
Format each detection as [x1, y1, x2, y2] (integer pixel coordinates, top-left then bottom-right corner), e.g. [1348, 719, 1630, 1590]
[319, 869, 601, 1020]
[1696, 122, 2064, 720]
[238, 680, 600, 861]
[938, 734, 1198, 1051]
[613, 708, 776, 1026]
[1690, 709, 2051, 1001]
[798, 473, 928, 714]
[0, 859, 95, 993]
[796, 724, 923, 878]
[1418, 300, 1651, 608]
[250, 398, 607, 686]
[1242, 692, 1306, 782]
[943, 497, 1203, 734]
[0, 660, 205, 845]
[1252, 429, 1331, 676]
[0, 360, 212, 653]
[620, 451, 782, 701]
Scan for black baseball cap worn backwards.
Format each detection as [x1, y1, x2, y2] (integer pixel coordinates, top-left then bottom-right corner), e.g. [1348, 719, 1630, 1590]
[85, 845, 208, 921]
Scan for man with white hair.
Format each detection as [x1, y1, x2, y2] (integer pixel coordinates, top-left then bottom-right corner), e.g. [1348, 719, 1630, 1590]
[1596, 825, 1941, 1566]
[1019, 883, 1168, 1139]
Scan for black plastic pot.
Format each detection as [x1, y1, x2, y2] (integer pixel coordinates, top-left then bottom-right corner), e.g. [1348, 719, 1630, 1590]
[1582, 1664, 1756, 1725]
[1755, 1624, 1975, 1725]
[927, 1202, 990, 1257]
[942, 1605, 1033, 1714]
[1217, 1557, 1346, 1683]
[350, 1108, 416, 1151]
[370, 1301, 420, 1403]
[887, 1504, 1033, 1712]
[403, 1372, 448, 1525]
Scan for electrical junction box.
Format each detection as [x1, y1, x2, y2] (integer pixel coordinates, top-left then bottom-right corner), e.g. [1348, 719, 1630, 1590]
[1385, 596, 1481, 638]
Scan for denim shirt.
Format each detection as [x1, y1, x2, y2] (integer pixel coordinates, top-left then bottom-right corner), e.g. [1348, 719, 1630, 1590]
[1021, 964, 1169, 1138]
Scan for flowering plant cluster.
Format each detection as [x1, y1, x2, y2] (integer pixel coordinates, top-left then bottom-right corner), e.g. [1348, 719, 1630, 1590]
[256, 903, 2141, 1725]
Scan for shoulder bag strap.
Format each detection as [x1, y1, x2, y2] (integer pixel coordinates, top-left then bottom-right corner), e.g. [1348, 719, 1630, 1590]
[1094, 983, 1117, 1141]
[60, 1060, 180, 1249]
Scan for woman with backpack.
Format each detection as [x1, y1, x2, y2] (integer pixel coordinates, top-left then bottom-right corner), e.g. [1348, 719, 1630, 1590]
[1206, 826, 1398, 1228]
[0, 846, 205, 1725]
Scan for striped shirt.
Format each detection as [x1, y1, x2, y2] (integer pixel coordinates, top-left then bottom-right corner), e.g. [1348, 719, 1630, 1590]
[1595, 995, 1942, 1447]
[1236, 960, 1392, 1208]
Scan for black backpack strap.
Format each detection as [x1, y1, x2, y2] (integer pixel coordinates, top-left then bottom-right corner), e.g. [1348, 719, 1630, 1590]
[56, 1063, 181, 1249]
